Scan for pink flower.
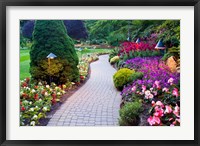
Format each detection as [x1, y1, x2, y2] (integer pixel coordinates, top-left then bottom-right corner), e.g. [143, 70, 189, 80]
[168, 77, 174, 85]
[165, 105, 173, 114]
[131, 86, 136, 92]
[156, 101, 164, 108]
[176, 118, 180, 123]
[154, 108, 164, 117]
[154, 80, 161, 89]
[172, 88, 179, 97]
[147, 116, 161, 126]
[153, 91, 157, 96]
[142, 85, 146, 92]
[162, 87, 169, 92]
[173, 104, 180, 117]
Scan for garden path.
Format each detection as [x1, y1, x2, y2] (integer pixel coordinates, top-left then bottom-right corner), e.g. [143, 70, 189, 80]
[47, 55, 121, 126]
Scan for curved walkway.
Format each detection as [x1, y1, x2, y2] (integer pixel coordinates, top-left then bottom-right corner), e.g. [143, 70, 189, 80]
[47, 55, 121, 126]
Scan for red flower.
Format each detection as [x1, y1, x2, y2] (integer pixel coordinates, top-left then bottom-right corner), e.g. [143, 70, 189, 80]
[34, 94, 39, 100]
[22, 93, 27, 98]
[25, 77, 30, 83]
[22, 82, 28, 87]
[21, 106, 25, 111]
[34, 86, 38, 89]
[41, 90, 46, 95]
[52, 98, 57, 104]
[52, 93, 56, 99]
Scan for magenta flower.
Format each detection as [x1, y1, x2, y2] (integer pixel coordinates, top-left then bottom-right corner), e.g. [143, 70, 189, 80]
[165, 105, 173, 114]
[155, 101, 164, 108]
[172, 88, 179, 97]
[147, 116, 161, 126]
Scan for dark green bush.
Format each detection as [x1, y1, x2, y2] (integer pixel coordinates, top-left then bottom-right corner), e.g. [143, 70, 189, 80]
[30, 20, 79, 84]
[119, 101, 142, 126]
[113, 68, 135, 90]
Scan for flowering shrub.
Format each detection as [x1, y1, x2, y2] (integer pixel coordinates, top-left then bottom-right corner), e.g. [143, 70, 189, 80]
[119, 42, 160, 60]
[20, 78, 67, 126]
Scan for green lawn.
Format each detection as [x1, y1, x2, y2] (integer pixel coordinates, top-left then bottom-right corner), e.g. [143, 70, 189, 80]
[20, 48, 111, 80]
[20, 49, 31, 80]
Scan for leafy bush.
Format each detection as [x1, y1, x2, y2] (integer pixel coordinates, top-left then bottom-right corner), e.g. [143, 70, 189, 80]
[119, 101, 142, 126]
[113, 68, 135, 90]
[109, 48, 120, 61]
[129, 72, 144, 82]
[110, 56, 120, 65]
[30, 20, 79, 84]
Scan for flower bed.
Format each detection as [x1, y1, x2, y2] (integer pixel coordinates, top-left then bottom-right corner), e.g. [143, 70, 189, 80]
[118, 57, 180, 126]
[20, 78, 69, 126]
[119, 42, 161, 60]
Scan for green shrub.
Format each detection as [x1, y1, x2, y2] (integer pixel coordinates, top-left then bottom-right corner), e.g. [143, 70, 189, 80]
[129, 72, 144, 82]
[119, 101, 142, 126]
[110, 56, 120, 65]
[113, 68, 135, 90]
[30, 20, 79, 84]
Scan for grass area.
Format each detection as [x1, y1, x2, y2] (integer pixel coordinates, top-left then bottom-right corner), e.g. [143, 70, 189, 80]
[76, 48, 111, 58]
[20, 49, 30, 80]
[20, 48, 111, 80]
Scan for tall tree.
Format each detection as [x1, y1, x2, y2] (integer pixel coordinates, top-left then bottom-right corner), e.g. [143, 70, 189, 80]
[30, 20, 79, 84]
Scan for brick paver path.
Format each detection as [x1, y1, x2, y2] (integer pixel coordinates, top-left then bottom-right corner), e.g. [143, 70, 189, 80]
[47, 55, 121, 126]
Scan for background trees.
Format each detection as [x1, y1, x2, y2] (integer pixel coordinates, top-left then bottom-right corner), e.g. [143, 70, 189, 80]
[30, 20, 79, 84]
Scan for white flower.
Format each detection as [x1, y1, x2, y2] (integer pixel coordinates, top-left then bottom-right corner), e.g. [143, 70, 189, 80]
[42, 107, 48, 112]
[32, 115, 38, 120]
[25, 87, 30, 90]
[29, 108, 34, 112]
[46, 85, 50, 88]
[145, 90, 151, 96]
[57, 92, 61, 96]
[167, 77, 174, 84]
[29, 101, 32, 105]
[34, 106, 39, 110]
[31, 89, 36, 93]
[62, 90, 65, 94]
[71, 82, 75, 85]
[50, 89, 53, 92]
[30, 121, 36, 126]
[38, 82, 42, 85]
[44, 92, 48, 97]
[39, 99, 42, 102]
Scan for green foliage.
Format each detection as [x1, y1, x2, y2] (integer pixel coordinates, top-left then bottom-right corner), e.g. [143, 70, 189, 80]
[129, 72, 144, 82]
[109, 47, 120, 61]
[119, 101, 142, 126]
[156, 20, 180, 47]
[168, 46, 180, 58]
[30, 20, 79, 84]
[113, 68, 135, 90]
